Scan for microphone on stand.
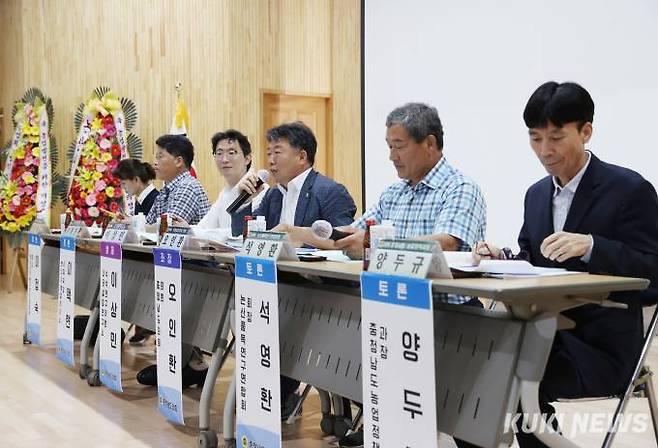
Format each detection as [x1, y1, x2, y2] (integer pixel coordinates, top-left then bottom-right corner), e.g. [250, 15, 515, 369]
[226, 169, 269, 214]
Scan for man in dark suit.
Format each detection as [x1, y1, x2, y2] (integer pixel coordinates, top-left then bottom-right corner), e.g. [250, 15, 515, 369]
[472, 81, 658, 447]
[234, 121, 356, 242]
[232, 121, 357, 418]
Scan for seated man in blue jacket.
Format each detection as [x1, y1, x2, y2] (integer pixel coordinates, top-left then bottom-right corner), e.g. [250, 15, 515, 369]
[233, 121, 357, 418]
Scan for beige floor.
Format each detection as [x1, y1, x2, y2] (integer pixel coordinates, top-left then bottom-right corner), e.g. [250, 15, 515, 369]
[1, 273, 657, 447]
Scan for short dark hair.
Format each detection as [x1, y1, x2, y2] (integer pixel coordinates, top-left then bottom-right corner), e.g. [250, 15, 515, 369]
[211, 129, 252, 170]
[266, 121, 317, 165]
[386, 103, 444, 150]
[523, 81, 594, 130]
[155, 134, 194, 168]
[112, 158, 156, 183]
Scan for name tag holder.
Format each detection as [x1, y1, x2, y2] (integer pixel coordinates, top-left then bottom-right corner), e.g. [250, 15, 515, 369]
[98, 222, 137, 392]
[369, 238, 452, 279]
[361, 238, 448, 448]
[101, 221, 138, 244]
[153, 225, 190, 424]
[235, 231, 296, 448]
[159, 226, 193, 250]
[64, 220, 91, 239]
[241, 230, 298, 261]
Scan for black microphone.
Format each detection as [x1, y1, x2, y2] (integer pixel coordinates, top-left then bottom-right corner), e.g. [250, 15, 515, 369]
[226, 170, 269, 214]
[311, 220, 351, 241]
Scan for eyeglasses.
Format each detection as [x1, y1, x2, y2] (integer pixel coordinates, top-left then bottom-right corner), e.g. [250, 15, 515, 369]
[213, 149, 241, 159]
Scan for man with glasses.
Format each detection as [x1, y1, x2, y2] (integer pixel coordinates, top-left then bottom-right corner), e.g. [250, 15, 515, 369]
[196, 129, 268, 234]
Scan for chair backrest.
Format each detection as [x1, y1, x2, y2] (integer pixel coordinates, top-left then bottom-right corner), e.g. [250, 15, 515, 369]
[643, 304, 658, 344]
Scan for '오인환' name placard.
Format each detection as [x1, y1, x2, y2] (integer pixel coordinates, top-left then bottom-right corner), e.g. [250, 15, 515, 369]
[153, 226, 189, 424]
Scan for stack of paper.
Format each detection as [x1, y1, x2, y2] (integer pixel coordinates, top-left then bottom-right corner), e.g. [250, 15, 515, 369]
[443, 251, 578, 278]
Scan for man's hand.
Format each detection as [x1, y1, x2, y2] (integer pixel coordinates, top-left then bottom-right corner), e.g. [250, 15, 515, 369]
[333, 227, 363, 259]
[471, 241, 502, 265]
[236, 171, 264, 196]
[171, 215, 189, 227]
[271, 223, 336, 249]
[115, 212, 130, 224]
[271, 223, 302, 247]
[540, 232, 592, 262]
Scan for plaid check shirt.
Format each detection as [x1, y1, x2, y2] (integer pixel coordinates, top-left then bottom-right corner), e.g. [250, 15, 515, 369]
[146, 170, 211, 225]
[354, 157, 487, 303]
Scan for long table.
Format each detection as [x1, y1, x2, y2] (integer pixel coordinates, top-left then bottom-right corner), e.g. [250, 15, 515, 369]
[34, 234, 648, 448]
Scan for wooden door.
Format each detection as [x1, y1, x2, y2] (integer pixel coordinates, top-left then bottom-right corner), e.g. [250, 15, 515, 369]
[262, 92, 332, 178]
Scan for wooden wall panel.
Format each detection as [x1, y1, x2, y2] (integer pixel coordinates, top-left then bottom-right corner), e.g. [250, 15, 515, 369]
[0, 0, 362, 224]
[0, 0, 25, 126]
[331, 0, 362, 210]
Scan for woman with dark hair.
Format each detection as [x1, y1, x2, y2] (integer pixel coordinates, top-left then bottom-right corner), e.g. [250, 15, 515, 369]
[112, 158, 159, 215]
[73, 159, 160, 346]
[112, 158, 159, 344]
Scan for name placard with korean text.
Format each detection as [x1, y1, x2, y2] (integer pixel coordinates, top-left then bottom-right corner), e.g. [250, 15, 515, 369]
[26, 233, 43, 345]
[153, 226, 190, 424]
[99, 222, 134, 392]
[64, 220, 90, 239]
[235, 231, 295, 448]
[361, 238, 442, 448]
[241, 231, 298, 261]
[56, 235, 76, 367]
[369, 239, 451, 279]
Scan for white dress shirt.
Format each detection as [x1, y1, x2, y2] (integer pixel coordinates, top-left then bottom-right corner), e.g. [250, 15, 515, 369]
[197, 182, 268, 229]
[552, 151, 593, 262]
[136, 184, 156, 207]
[278, 168, 312, 226]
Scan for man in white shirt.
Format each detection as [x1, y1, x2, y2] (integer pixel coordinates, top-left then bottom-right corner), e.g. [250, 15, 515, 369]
[196, 129, 267, 234]
[235, 121, 356, 242]
[234, 121, 357, 418]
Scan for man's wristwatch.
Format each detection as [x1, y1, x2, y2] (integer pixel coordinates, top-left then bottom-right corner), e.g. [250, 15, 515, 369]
[500, 247, 515, 260]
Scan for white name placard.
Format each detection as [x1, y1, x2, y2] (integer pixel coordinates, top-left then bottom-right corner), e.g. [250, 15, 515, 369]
[370, 239, 451, 279]
[241, 231, 298, 261]
[56, 235, 76, 367]
[153, 226, 189, 424]
[362, 238, 441, 448]
[235, 231, 297, 448]
[99, 222, 133, 392]
[26, 233, 43, 345]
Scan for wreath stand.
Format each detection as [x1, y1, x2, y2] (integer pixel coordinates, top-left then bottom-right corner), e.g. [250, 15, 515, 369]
[7, 244, 27, 293]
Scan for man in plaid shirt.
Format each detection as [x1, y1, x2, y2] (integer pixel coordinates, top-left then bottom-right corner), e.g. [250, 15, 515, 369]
[336, 102, 487, 448]
[336, 102, 486, 258]
[137, 134, 211, 389]
[146, 134, 210, 225]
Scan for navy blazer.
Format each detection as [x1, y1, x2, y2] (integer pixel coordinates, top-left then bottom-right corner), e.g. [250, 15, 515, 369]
[232, 169, 357, 234]
[519, 153, 658, 397]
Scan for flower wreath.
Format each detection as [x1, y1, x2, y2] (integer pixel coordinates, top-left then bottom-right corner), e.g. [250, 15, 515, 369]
[0, 88, 65, 243]
[64, 86, 142, 227]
